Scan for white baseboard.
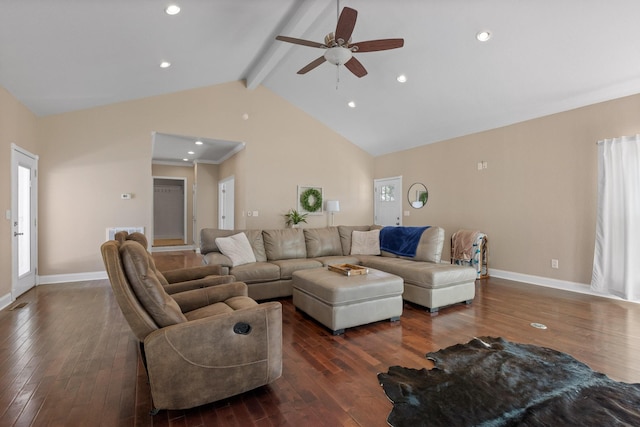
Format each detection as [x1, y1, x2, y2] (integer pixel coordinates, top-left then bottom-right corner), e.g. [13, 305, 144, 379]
[490, 268, 637, 303]
[150, 244, 196, 253]
[0, 292, 13, 311]
[38, 271, 107, 285]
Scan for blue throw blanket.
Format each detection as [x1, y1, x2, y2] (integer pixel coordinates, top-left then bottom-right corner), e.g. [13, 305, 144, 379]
[379, 226, 430, 257]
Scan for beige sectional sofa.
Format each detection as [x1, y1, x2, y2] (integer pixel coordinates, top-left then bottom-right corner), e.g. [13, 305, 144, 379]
[200, 226, 477, 312]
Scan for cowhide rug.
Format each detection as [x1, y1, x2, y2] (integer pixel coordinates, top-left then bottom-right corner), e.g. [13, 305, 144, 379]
[378, 336, 640, 427]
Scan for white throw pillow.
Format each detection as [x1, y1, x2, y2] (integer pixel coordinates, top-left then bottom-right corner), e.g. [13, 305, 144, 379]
[350, 229, 381, 255]
[215, 233, 257, 266]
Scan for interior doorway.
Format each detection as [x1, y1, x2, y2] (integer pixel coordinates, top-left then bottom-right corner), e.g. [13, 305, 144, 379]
[11, 144, 38, 299]
[153, 177, 187, 246]
[374, 176, 402, 226]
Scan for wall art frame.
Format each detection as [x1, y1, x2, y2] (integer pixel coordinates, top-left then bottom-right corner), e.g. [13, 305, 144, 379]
[297, 185, 324, 215]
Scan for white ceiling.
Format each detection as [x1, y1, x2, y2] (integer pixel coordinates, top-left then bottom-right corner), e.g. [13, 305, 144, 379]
[3, 0, 640, 159]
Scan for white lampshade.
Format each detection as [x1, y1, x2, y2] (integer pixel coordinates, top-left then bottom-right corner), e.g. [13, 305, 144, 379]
[326, 200, 340, 212]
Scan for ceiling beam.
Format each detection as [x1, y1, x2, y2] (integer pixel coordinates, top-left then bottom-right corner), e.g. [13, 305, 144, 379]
[245, 0, 333, 90]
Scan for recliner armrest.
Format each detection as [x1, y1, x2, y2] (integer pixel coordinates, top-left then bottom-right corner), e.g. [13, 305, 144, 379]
[161, 264, 223, 283]
[171, 281, 248, 312]
[163, 275, 236, 295]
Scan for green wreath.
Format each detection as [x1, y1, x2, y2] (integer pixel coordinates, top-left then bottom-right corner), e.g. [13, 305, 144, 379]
[300, 188, 323, 212]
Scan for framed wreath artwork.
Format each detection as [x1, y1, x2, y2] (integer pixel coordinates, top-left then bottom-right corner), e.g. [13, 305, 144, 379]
[297, 185, 324, 215]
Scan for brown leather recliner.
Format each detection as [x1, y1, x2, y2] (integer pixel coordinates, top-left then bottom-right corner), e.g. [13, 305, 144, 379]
[101, 238, 283, 412]
[114, 231, 232, 294]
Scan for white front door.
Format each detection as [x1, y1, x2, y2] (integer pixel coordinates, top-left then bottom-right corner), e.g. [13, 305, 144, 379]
[374, 176, 402, 226]
[218, 176, 235, 230]
[11, 145, 38, 299]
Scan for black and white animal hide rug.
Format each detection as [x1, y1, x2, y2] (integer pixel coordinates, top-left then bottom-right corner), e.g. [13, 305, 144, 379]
[377, 336, 640, 426]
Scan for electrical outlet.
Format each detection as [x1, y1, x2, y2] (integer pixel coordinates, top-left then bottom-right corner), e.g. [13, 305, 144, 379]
[551, 259, 559, 269]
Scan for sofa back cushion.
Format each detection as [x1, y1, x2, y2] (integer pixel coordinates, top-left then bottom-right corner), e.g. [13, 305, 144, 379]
[350, 229, 381, 255]
[338, 225, 372, 255]
[243, 229, 267, 262]
[263, 228, 307, 260]
[120, 241, 187, 327]
[200, 228, 267, 262]
[215, 232, 258, 266]
[304, 227, 343, 257]
[200, 229, 238, 254]
[399, 226, 445, 263]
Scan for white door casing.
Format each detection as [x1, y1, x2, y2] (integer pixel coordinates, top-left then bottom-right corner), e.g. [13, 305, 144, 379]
[374, 176, 402, 226]
[11, 144, 38, 299]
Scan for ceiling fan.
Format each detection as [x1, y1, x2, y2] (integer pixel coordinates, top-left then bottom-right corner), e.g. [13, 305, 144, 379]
[275, 5, 404, 78]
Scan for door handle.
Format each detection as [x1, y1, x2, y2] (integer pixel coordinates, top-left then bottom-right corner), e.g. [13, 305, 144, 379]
[14, 232, 24, 237]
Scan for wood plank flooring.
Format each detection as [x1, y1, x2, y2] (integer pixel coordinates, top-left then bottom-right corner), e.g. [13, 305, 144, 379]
[1, 250, 639, 426]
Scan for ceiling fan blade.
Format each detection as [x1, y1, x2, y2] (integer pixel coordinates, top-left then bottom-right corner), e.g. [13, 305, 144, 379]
[350, 38, 405, 52]
[344, 57, 367, 78]
[335, 7, 357, 44]
[297, 56, 327, 74]
[276, 35, 326, 49]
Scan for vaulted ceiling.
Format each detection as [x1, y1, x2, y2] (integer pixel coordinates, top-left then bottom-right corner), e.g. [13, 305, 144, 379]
[3, 0, 640, 159]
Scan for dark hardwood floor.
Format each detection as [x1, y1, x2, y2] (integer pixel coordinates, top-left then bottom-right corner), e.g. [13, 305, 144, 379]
[1, 250, 639, 426]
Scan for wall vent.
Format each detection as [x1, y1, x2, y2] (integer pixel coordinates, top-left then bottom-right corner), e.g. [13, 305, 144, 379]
[106, 226, 145, 241]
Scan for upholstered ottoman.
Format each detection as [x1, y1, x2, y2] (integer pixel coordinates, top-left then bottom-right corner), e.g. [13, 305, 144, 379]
[292, 267, 403, 335]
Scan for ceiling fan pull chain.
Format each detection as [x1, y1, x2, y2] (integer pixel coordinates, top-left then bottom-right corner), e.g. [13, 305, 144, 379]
[336, 65, 340, 90]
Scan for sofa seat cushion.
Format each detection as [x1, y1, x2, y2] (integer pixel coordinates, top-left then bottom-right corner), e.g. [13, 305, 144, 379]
[359, 257, 477, 289]
[270, 258, 323, 280]
[229, 262, 280, 284]
[313, 256, 362, 267]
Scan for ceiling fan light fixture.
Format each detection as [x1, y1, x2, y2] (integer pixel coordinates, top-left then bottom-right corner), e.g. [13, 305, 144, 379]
[324, 47, 352, 65]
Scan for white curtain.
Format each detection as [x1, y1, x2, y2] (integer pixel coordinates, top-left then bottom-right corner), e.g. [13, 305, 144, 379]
[591, 135, 640, 301]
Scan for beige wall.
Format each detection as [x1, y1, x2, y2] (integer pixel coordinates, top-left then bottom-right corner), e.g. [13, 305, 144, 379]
[34, 81, 373, 276]
[195, 162, 219, 245]
[4, 79, 639, 294]
[375, 93, 640, 286]
[0, 87, 38, 298]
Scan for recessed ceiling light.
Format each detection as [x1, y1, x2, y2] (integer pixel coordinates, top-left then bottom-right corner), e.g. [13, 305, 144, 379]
[347, 101, 356, 108]
[187, 151, 195, 155]
[165, 5, 181, 15]
[397, 74, 407, 83]
[195, 140, 203, 145]
[182, 158, 189, 162]
[476, 31, 491, 42]
[160, 61, 171, 68]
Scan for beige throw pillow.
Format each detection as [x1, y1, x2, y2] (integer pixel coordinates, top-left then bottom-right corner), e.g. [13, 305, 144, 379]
[215, 232, 257, 266]
[350, 229, 381, 255]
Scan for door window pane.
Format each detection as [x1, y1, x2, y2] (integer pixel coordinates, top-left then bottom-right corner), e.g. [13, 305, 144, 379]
[18, 165, 31, 276]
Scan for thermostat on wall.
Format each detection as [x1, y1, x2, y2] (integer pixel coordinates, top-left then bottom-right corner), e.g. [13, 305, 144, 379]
[121, 193, 132, 200]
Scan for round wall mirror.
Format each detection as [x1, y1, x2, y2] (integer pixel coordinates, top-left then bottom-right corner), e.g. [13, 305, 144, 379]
[408, 183, 428, 208]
